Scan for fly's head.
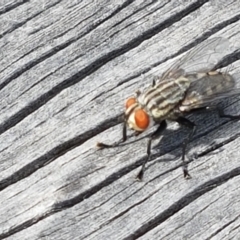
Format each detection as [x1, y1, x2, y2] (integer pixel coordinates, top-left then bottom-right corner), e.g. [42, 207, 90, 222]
[124, 97, 151, 133]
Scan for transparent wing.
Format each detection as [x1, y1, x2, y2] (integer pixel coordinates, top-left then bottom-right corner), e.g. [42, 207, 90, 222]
[161, 37, 231, 80]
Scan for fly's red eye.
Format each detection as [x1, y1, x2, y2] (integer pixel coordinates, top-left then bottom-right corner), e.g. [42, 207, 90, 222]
[134, 109, 149, 130]
[125, 97, 136, 109]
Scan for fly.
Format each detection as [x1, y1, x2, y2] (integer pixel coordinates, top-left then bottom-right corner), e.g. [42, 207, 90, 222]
[97, 37, 240, 180]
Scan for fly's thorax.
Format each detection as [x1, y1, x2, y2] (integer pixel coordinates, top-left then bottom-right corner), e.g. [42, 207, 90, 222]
[138, 77, 190, 120]
[125, 97, 153, 132]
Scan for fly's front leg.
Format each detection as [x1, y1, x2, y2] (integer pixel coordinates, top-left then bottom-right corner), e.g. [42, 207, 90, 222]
[136, 120, 167, 181]
[122, 121, 127, 142]
[97, 122, 127, 148]
[176, 117, 196, 179]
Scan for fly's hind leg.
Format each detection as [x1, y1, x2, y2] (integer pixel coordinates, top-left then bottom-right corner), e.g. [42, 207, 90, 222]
[136, 120, 167, 181]
[176, 117, 196, 179]
[218, 108, 240, 120]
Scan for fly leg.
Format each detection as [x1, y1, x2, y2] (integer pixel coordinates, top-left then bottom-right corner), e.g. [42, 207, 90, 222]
[97, 122, 127, 148]
[136, 120, 167, 181]
[176, 117, 196, 179]
[218, 108, 240, 120]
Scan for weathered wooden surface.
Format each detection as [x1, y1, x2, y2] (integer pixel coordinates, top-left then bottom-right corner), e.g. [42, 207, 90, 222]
[1, 0, 240, 239]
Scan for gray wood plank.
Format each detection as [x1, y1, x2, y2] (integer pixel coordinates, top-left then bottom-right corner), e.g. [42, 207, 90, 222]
[0, 0, 240, 239]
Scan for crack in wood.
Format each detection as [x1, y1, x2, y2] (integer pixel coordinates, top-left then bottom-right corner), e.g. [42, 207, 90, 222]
[123, 166, 240, 240]
[0, 116, 120, 192]
[205, 214, 240, 240]
[0, 1, 62, 38]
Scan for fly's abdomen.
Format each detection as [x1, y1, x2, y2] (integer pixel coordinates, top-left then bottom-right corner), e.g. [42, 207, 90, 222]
[139, 77, 190, 120]
[180, 72, 236, 111]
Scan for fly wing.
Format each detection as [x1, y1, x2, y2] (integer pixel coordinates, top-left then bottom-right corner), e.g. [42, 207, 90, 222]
[179, 71, 240, 112]
[161, 37, 231, 80]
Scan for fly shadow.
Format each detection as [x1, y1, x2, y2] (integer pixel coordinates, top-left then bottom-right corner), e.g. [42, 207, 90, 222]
[144, 96, 240, 177]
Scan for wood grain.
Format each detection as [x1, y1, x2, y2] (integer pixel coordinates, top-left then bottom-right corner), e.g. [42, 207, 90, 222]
[1, 0, 240, 239]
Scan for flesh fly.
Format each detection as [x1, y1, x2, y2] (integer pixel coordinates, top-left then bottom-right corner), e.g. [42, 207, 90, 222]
[97, 37, 240, 180]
